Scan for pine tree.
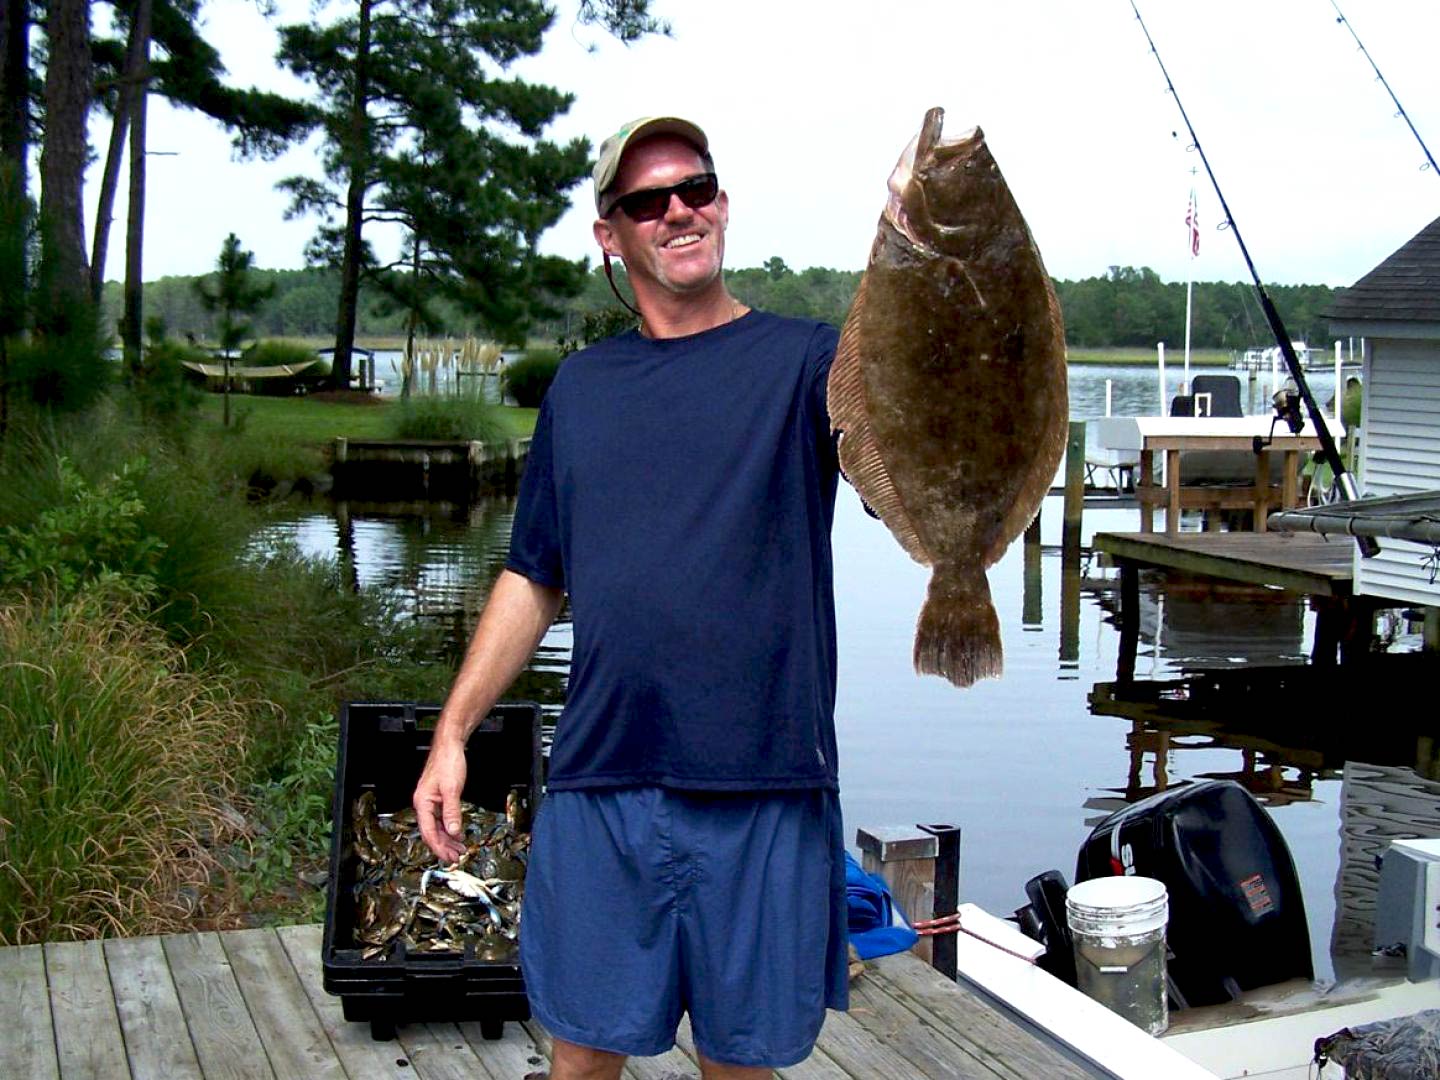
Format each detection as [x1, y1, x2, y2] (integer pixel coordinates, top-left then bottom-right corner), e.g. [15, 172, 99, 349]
[277, 0, 664, 390]
[193, 233, 273, 427]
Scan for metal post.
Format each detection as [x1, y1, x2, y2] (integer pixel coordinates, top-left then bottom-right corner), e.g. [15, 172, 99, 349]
[919, 823, 961, 981]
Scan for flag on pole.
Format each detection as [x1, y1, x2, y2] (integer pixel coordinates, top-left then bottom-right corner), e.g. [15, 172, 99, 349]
[1185, 189, 1200, 257]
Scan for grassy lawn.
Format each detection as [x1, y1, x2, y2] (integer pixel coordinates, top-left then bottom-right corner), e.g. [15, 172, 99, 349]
[1066, 347, 1232, 366]
[196, 394, 538, 443]
[194, 394, 539, 481]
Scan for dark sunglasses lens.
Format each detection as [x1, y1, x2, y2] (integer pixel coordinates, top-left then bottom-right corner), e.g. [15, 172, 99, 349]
[618, 189, 671, 222]
[617, 174, 718, 221]
[676, 174, 719, 209]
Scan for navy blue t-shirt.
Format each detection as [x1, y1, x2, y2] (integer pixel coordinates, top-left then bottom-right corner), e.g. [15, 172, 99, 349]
[506, 310, 841, 792]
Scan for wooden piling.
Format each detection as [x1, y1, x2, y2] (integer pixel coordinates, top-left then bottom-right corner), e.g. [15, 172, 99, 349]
[1062, 422, 1085, 562]
[1061, 422, 1085, 664]
[856, 826, 937, 966]
[1022, 515, 1042, 627]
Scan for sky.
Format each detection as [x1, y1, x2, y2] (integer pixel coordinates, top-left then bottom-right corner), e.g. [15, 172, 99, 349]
[93, 0, 1440, 289]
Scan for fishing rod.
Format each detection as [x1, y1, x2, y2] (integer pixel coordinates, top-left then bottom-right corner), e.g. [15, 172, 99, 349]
[1127, 0, 1376, 556]
[1328, 0, 1439, 179]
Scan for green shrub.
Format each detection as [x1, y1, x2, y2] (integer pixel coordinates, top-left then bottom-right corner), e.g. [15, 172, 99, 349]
[0, 586, 255, 943]
[501, 348, 564, 407]
[0, 456, 165, 598]
[7, 302, 112, 412]
[132, 338, 205, 425]
[557, 308, 636, 357]
[243, 339, 330, 374]
[245, 711, 338, 912]
[391, 395, 506, 442]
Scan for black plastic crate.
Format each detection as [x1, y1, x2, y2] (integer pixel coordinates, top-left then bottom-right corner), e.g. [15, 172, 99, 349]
[322, 700, 543, 1041]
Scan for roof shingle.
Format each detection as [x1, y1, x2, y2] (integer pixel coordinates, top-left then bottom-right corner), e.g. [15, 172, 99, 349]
[1324, 213, 1440, 322]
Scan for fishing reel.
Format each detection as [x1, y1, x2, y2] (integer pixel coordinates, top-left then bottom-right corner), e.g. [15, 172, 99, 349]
[1254, 379, 1304, 453]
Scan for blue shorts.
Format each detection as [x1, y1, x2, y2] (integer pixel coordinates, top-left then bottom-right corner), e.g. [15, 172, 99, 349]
[520, 786, 849, 1068]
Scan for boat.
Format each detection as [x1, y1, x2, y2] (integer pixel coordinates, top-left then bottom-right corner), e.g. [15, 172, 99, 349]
[961, 780, 1440, 1079]
[1231, 341, 1347, 372]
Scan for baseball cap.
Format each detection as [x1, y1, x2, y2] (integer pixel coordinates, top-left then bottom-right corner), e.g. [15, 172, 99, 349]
[593, 116, 711, 215]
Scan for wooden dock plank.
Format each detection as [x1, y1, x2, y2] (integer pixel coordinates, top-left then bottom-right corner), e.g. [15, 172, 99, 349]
[868, 953, 1097, 1079]
[805, 1006, 937, 1079]
[847, 974, 1019, 1079]
[221, 928, 346, 1080]
[0, 943, 60, 1080]
[1094, 531, 1353, 596]
[2, 927, 1124, 1080]
[394, 1022, 497, 1080]
[162, 933, 275, 1080]
[456, 1019, 551, 1078]
[103, 936, 204, 1080]
[274, 924, 413, 1079]
[45, 939, 131, 1080]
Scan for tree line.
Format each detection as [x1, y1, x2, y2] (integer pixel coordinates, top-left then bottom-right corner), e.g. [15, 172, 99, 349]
[114, 259, 1342, 351]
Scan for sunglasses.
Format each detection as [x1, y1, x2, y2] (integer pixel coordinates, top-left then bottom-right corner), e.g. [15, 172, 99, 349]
[605, 172, 719, 222]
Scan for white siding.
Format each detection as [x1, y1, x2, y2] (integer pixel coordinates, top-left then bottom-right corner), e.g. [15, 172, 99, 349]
[1355, 339, 1440, 605]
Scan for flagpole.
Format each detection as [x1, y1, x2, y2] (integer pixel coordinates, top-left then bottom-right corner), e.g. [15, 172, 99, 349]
[1183, 177, 1198, 395]
[1183, 269, 1193, 395]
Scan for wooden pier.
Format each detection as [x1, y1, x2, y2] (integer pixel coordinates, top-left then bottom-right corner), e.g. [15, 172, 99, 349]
[332, 437, 531, 499]
[2, 923, 1111, 1080]
[1091, 530, 1380, 672]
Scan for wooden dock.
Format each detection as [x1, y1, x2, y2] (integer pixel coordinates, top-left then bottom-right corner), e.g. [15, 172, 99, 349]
[3, 924, 1108, 1079]
[331, 437, 531, 500]
[1091, 530, 1377, 672]
[1093, 531, 1354, 597]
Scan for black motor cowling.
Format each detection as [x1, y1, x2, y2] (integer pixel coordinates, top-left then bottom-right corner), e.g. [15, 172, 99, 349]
[1020, 780, 1313, 1008]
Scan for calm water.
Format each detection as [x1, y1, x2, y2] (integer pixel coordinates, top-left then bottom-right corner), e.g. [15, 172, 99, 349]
[261, 363, 1436, 982]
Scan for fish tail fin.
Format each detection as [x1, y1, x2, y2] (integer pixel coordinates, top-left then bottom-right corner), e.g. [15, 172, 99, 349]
[914, 564, 1002, 688]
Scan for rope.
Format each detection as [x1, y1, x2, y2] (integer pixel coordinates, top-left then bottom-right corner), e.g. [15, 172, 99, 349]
[911, 912, 1039, 964]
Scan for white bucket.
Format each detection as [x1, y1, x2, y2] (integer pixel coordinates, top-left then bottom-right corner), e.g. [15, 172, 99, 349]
[1066, 876, 1169, 1035]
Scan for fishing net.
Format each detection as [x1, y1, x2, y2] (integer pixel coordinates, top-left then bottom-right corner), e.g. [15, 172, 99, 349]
[1314, 1009, 1440, 1079]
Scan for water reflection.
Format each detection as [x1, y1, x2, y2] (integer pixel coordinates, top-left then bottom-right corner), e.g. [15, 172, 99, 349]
[1087, 570, 1311, 673]
[261, 497, 571, 724]
[1086, 649, 1440, 978]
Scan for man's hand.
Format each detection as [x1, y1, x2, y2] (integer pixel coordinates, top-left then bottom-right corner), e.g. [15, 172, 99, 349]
[414, 736, 469, 863]
[410, 570, 562, 863]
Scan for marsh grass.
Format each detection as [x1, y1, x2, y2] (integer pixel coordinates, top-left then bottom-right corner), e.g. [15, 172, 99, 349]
[0, 396, 470, 932]
[1066, 346, 1232, 366]
[390, 394, 508, 442]
[0, 587, 257, 944]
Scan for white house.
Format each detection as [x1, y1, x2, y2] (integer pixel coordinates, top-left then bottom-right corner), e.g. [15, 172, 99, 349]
[1323, 213, 1440, 610]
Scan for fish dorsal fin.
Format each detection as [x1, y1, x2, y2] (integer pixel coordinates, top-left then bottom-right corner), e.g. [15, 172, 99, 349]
[828, 276, 934, 567]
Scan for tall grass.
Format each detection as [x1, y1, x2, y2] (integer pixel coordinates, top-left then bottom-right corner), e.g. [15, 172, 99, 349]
[390, 394, 507, 442]
[0, 587, 257, 944]
[0, 393, 463, 933]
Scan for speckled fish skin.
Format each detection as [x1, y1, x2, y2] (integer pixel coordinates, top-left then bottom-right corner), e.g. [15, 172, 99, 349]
[827, 107, 1067, 687]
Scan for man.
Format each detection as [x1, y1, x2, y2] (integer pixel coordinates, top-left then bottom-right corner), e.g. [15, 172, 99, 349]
[413, 116, 848, 1080]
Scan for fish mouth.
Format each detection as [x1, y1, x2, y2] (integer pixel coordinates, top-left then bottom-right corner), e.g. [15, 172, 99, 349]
[884, 115, 981, 248]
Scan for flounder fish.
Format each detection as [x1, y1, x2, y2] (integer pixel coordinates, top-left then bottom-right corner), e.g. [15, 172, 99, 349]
[828, 107, 1068, 687]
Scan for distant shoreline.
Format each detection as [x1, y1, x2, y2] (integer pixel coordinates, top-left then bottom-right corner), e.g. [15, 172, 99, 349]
[1065, 348, 1232, 367]
[272, 337, 1239, 368]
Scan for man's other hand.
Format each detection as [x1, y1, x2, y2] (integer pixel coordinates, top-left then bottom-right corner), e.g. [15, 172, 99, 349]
[414, 737, 468, 863]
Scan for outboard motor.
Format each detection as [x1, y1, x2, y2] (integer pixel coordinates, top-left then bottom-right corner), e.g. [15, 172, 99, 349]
[1019, 780, 1313, 1009]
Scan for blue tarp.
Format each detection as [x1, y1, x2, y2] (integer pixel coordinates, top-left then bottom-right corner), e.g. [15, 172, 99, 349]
[845, 853, 920, 960]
